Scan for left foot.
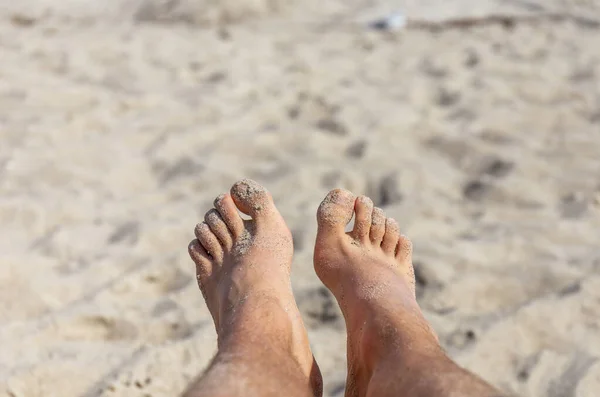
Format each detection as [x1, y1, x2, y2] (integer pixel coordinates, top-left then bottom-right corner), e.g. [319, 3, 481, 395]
[313, 189, 501, 397]
[313, 189, 440, 396]
[188, 179, 322, 396]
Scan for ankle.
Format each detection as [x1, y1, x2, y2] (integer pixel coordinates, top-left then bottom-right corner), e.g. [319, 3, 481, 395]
[195, 351, 316, 397]
[364, 348, 449, 397]
[218, 303, 290, 343]
[356, 311, 442, 377]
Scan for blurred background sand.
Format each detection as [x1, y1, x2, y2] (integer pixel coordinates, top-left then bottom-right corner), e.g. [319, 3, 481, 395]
[1, 0, 600, 396]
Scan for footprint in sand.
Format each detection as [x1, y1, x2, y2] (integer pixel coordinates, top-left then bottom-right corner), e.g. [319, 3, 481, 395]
[296, 286, 343, 329]
[58, 313, 192, 343]
[59, 315, 138, 341]
[142, 266, 191, 295]
[134, 0, 289, 25]
[112, 265, 192, 298]
[367, 172, 403, 208]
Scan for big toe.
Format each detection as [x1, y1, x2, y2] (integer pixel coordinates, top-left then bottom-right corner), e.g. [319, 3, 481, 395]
[230, 179, 277, 219]
[317, 188, 356, 235]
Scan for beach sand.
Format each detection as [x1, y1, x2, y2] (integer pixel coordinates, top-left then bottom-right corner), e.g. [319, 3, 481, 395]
[1, 0, 600, 396]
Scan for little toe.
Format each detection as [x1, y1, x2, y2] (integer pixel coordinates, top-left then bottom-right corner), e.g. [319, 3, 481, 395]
[369, 207, 386, 244]
[188, 239, 212, 285]
[195, 222, 224, 263]
[395, 234, 413, 263]
[230, 179, 276, 219]
[396, 235, 416, 296]
[351, 196, 373, 240]
[316, 188, 356, 236]
[381, 218, 400, 254]
[205, 209, 233, 250]
[214, 193, 245, 237]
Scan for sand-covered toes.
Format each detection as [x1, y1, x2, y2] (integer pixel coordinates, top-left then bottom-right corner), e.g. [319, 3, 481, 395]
[230, 178, 277, 219]
[187, 179, 320, 395]
[313, 189, 439, 396]
[316, 188, 356, 235]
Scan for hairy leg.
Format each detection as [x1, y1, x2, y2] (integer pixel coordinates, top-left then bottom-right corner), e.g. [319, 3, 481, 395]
[185, 179, 322, 397]
[313, 189, 506, 397]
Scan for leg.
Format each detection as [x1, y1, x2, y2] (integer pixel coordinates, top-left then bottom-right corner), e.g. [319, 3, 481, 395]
[313, 189, 507, 397]
[185, 179, 322, 397]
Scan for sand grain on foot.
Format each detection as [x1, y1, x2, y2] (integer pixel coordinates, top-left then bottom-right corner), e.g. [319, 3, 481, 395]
[2, 0, 600, 396]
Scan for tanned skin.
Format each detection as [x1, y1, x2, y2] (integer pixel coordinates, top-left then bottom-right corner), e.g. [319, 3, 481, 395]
[185, 180, 506, 397]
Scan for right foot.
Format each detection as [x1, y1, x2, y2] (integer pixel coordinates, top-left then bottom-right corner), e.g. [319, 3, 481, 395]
[314, 189, 441, 397]
[188, 179, 322, 396]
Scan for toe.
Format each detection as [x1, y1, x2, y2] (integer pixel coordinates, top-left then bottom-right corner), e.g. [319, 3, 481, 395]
[230, 179, 276, 219]
[188, 239, 212, 285]
[396, 235, 416, 296]
[351, 196, 373, 239]
[205, 209, 233, 250]
[317, 188, 356, 235]
[381, 218, 400, 254]
[370, 207, 386, 244]
[214, 193, 245, 237]
[395, 234, 413, 263]
[195, 222, 224, 263]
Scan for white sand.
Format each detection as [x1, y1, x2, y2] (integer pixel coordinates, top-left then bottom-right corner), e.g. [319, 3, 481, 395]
[1, 0, 600, 396]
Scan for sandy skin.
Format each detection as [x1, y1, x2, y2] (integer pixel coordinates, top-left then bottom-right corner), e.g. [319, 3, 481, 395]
[186, 179, 322, 397]
[186, 179, 504, 397]
[313, 188, 504, 397]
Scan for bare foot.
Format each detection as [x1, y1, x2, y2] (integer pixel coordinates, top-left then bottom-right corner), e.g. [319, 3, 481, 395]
[314, 189, 504, 397]
[314, 189, 442, 396]
[188, 179, 322, 396]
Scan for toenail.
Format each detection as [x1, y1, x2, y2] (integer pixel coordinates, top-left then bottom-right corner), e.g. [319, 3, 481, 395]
[214, 194, 227, 206]
[324, 189, 354, 205]
[234, 179, 266, 196]
[206, 210, 222, 223]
